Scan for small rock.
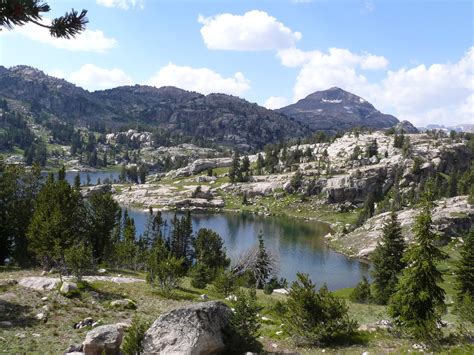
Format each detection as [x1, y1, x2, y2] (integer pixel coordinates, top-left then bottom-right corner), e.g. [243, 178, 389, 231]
[41, 296, 48, 302]
[200, 294, 209, 300]
[115, 321, 131, 330]
[41, 271, 47, 276]
[42, 305, 49, 312]
[32, 333, 41, 337]
[97, 268, 107, 274]
[261, 316, 270, 321]
[15, 333, 26, 339]
[0, 321, 13, 327]
[35, 312, 46, 321]
[275, 330, 283, 335]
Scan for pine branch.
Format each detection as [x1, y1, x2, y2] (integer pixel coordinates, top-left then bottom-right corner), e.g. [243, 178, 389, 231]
[0, 1, 88, 39]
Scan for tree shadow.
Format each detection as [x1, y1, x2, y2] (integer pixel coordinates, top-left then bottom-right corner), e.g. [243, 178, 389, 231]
[78, 282, 125, 302]
[0, 300, 38, 328]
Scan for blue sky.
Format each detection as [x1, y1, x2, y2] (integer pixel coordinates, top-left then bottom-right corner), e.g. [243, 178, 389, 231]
[1, 0, 473, 126]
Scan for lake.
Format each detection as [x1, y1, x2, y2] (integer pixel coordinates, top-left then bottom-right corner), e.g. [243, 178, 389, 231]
[126, 208, 370, 290]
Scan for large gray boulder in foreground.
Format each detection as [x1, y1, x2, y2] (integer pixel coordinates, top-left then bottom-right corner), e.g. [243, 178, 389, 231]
[142, 301, 232, 354]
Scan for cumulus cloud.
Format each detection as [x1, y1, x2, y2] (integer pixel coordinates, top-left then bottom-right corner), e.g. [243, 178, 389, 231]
[147, 63, 250, 95]
[374, 47, 474, 125]
[277, 47, 387, 101]
[264, 96, 289, 109]
[96, 0, 144, 10]
[283, 46, 473, 126]
[198, 10, 301, 51]
[49, 64, 133, 90]
[1, 18, 116, 53]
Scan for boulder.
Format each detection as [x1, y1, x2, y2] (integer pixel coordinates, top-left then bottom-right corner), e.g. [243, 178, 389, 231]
[142, 301, 232, 354]
[0, 279, 17, 288]
[82, 324, 123, 355]
[60, 281, 78, 296]
[18, 277, 59, 291]
[272, 288, 289, 295]
[110, 299, 136, 309]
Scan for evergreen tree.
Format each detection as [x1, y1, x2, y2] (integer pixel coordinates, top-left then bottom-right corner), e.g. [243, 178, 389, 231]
[456, 229, 474, 298]
[73, 172, 81, 190]
[388, 204, 447, 341]
[169, 212, 193, 268]
[349, 276, 372, 304]
[254, 232, 272, 288]
[371, 211, 406, 304]
[226, 288, 262, 353]
[256, 153, 264, 175]
[229, 151, 241, 183]
[193, 228, 230, 271]
[27, 177, 85, 268]
[448, 171, 458, 197]
[86, 190, 121, 264]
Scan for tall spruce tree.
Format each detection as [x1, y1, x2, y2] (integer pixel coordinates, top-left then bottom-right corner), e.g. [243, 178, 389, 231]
[456, 229, 474, 298]
[388, 203, 447, 340]
[27, 176, 85, 268]
[254, 232, 272, 288]
[371, 211, 406, 304]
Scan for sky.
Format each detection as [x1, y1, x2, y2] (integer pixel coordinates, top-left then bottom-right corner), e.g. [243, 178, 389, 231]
[0, 0, 473, 126]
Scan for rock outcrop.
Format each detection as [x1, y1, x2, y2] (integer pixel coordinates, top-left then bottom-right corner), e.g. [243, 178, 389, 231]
[142, 301, 232, 354]
[166, 158, 233, 178]
[331, 196, 474, 258]
[18, 277, 60, 291]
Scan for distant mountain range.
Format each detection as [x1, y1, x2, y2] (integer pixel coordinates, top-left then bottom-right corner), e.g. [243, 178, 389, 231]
[277, 87, 399, 132]
[0, 65, 409, 149]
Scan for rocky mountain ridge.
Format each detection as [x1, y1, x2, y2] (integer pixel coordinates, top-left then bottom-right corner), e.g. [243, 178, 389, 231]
[0, 65, 309, 150]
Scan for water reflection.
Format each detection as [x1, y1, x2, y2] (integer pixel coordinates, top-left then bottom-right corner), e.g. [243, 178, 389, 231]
[127, 208, 370, 290]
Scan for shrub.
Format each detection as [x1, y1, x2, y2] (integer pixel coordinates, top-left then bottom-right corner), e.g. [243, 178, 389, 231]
[64, 242, 94, 282]
[284, 273, 357, 346]
[190, 264, 213, 289]
[349, 276, 372, 304]
[212, 269, 238, 297]
[225, 288, 262, 353]
[122, 316, 151, 355]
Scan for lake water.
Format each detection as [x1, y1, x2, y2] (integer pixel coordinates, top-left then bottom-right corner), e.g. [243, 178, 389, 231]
[127, 209, 370, 290]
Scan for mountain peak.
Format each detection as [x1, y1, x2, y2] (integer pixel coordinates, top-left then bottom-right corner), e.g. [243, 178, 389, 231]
[277, 87, 399, 131]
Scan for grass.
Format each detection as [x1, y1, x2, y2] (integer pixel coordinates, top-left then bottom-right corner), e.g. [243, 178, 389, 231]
[1, 261, 473, 354]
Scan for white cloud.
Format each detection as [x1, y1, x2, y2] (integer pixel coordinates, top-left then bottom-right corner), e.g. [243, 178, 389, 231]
[1, 18, 116, 53]
[283, 46, 473, 126]
[198, 10, 301, 51]
[96, 0, 144, 10]
[49, 64, 133, 90]
[278, 47, 387, 101]
[373, 48, 474, 126]
[147, 63, 250, 95]
[264, 96, 289, 109]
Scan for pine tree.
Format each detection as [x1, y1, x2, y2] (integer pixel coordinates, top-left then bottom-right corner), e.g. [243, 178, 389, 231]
[254, 232, 271, 288]
[229, 151, 241, 183]
[73, 173, 81, 190]
[388, 204, 447, 341]
[1, 0, 88, 38]
[371, 211, 406, 304]
[27, 177, 85, 269]
[256, 153, 264, 175]
[456, 229, 474, 298]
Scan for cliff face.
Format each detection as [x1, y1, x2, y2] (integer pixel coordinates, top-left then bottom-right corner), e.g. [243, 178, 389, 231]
[278, 87, 399, 132]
